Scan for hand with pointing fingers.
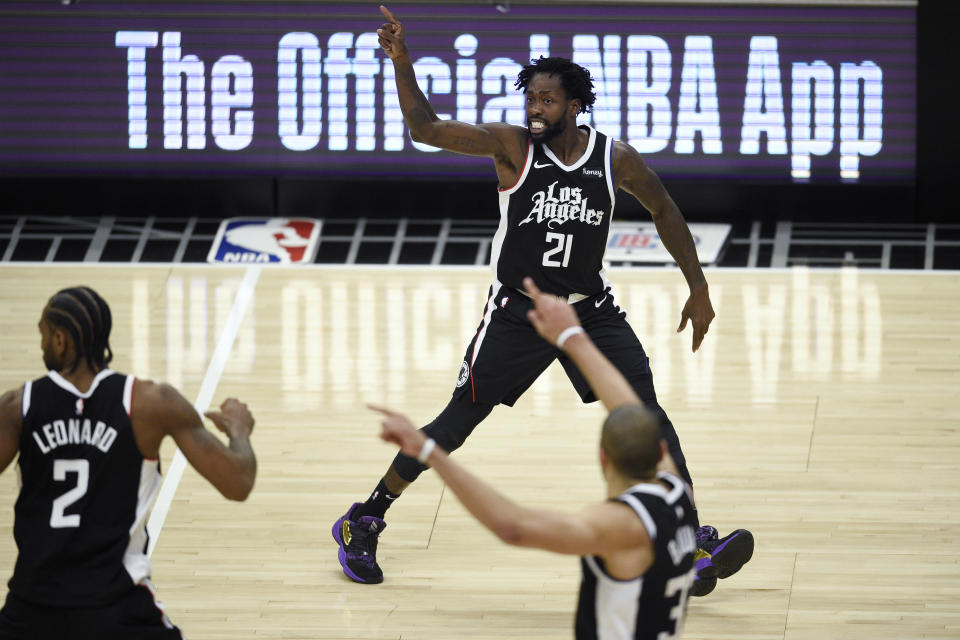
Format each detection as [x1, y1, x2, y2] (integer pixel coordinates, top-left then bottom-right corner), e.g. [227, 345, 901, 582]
[370, 404, 427, 459]
[523, 277, 582, 348]
[377, 5, 408, 61]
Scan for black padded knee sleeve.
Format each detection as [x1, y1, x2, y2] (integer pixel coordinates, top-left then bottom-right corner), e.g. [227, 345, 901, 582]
[392, 395, 496, 482]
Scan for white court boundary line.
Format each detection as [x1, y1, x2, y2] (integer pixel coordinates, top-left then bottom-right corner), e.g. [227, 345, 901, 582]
[146, 264, 262, 557]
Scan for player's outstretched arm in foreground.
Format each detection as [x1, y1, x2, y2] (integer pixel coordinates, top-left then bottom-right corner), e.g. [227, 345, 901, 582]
[373, 403, 653, 561]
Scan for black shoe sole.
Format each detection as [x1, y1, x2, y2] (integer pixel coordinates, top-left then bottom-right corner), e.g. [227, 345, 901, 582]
[711, 529, 755, 579]
[690, 576, 717, 597]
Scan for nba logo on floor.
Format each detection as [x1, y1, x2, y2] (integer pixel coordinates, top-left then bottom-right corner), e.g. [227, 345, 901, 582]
[208, 218, 322, 264]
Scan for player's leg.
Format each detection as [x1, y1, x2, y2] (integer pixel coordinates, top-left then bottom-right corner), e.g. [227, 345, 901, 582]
[333, 284, 556, 584]
[562, 294, 693, 487]
[331, 395, 496, 585]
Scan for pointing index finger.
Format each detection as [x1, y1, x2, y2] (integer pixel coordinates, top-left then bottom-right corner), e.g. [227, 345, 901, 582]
[366, 403, 397, 417]
[380, 5, 399, 25]
[523, 277, 542, 299]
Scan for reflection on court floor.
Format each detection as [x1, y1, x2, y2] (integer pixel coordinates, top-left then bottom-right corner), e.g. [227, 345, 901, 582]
[140, 267, 882, 409]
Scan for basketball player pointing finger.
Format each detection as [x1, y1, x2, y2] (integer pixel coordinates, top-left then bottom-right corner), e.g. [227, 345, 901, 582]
[332, 5, 753, 596]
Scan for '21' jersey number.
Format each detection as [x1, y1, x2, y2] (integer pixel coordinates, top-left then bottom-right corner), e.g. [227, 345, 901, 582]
[542, 232, 573, 268]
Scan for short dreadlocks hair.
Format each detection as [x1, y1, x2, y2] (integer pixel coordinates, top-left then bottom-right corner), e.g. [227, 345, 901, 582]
[514, 56, 596, 114]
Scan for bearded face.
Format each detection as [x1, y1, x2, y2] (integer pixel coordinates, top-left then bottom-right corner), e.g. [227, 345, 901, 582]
[527, 114, 568, 143]
[524, 72, 577, 144]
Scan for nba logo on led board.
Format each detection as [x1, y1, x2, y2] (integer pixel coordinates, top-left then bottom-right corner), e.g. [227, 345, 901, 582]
[208, 218, 321, 264]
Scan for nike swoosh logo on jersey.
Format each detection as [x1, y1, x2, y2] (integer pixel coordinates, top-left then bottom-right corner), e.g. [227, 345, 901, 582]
[533, 161, 552, 169]
[595, 295, 607, 308]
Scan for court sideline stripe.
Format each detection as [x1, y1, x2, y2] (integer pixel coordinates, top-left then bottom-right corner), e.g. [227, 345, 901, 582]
[146, 265, 263, 557]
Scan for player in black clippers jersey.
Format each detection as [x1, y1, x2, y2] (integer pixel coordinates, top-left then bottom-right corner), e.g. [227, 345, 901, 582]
[376, 279, 697, 640]
[0, 286, 257, 639]
[332, 5, 753, 596]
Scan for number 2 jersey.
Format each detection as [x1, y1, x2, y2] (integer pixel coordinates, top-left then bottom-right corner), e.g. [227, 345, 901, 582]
[575, 472, 697, 640]
[10, 369, 161, 607]
[492, 125, 615, 297]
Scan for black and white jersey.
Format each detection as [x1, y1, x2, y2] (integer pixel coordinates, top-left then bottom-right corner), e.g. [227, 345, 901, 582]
[575, 472, 697, 640]
[9, 369, 162, 607]
[492, 125, 616, 297]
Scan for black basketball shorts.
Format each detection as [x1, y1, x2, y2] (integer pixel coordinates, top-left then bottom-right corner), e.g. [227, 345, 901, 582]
[0, 581, 183, 640]
[452, 282, 655, 407]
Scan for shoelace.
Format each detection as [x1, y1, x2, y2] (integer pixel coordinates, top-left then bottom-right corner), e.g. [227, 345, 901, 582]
[695, 526, 718, 546]
[347, 525, 380, 564]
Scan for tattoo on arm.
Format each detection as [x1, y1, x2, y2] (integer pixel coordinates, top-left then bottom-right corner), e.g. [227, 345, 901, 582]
[450, 136, 480, 151]
[406, 105, 434, 130]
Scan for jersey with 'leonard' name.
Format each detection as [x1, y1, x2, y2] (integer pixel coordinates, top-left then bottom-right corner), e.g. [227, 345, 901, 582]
[10, 369, 161, 607]
[492, 125, 615, 297]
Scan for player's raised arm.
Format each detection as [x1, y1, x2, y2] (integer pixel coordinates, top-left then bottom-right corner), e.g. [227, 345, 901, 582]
[132, 381, 256, 501]
[377, 5, 520, 158]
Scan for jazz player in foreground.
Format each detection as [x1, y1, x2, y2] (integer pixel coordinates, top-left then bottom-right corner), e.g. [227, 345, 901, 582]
[333, 5, 753, 597]
[375, 278, 697, 640]
[0, 286, 257, 638]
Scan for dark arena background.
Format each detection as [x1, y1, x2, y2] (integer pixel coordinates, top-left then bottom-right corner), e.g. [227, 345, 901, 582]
[0, 0, 954, 268]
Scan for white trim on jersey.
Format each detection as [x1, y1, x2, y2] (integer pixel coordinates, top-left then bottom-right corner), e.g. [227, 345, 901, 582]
[46, 368, 115, 398]
[626, 482, 667, 500]
[617, 492, 658, 541]
[122, 375, 135, 417]
[598, 133, 616, 295]
[603, 133, 616, 208]
[470, 281, 502, 367]
[123, 458, 162, 586]
[584, 556, 642, 640]
[657, 470, 695, 506]
[542, 126, 597, 171]
[139, 578, 183, 635]
[21, 380, 32, 417]
[630, 473, 693, 507]
[492, 140, 533, 272]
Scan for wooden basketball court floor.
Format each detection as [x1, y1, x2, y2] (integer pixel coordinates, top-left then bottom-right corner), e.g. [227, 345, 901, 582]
[0, 264, 957, 640]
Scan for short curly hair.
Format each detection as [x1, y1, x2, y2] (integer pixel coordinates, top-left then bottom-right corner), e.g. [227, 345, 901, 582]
[514, 56, 596, 114]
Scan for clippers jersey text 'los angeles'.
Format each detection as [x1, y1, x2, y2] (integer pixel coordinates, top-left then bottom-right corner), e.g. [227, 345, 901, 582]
[11, 370, 162, 607]
[575, 472, 697, 640]
[492, 125, 616, 297]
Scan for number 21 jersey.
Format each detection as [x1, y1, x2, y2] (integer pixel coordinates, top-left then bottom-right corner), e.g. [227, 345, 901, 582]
[491, 125, 615, 297]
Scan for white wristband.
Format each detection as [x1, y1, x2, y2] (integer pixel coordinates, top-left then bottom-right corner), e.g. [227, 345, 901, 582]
[556, 326, 585, 350]
[417, 438, 437, 464]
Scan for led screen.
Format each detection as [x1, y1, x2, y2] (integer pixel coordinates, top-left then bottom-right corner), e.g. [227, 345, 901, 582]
[0, 2, 915, 182]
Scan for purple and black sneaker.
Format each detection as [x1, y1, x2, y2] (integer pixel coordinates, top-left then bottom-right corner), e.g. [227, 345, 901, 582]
[332, 502, 386, 584]
[691, 526, 754, 597]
